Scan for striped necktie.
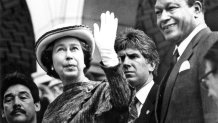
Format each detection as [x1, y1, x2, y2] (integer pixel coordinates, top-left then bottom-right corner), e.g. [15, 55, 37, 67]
[128, 97, 139, 122]
[172, 49, 179, 66]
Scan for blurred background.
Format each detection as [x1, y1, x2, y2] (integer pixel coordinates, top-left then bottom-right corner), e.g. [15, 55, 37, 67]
[0, 0, 218, 122]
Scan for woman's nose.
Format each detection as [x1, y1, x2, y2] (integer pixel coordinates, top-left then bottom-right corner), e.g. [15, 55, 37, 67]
[66, 49, 73, 60]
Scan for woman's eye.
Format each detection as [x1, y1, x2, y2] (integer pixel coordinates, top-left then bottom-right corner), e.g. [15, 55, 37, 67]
[57, 47, 64, 51]
[71, 47, 79, 51]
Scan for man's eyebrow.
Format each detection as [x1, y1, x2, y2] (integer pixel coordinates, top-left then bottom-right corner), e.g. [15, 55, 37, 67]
[127, 52, 138, 56]
[4, 91, 30, 98]
[155, 2, 174, 9]
[19, 91, 31, 96]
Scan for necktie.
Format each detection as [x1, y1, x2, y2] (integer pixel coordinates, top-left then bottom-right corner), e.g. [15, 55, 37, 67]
[163, 48, 179, 84]
[128, 97, 139, 122]
[171, 48, 179, 67]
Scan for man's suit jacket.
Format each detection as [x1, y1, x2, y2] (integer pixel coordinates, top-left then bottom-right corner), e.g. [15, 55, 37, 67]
[155, 28, 218, 123]
[135, 83, 158, 123]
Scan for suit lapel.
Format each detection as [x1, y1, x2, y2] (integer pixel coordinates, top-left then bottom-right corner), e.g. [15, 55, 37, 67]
[135, 84, 158, 123]
[141, 84, 158, 114]
[155, 58, 174, 123]
[160, 28, 211, 123]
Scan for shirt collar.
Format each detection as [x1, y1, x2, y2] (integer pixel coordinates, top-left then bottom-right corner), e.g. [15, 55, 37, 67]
[175, 23, 207, 59]
[135, 80, 154, 105]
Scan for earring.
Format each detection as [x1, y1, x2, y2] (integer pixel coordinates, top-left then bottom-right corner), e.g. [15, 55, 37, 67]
[51, 66, 54, 71]
[2, 112, 5, 118]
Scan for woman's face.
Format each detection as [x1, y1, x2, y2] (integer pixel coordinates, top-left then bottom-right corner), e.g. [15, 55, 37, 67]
[52, 37, 86, 83]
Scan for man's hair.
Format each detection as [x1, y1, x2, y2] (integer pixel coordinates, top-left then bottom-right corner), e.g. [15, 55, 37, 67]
[1, 72, 40, 108]
[186, 0, 206, 13]
[114, 28, 160, 76]
[41, 36, 92, 79]
[204, 41, 218, 73]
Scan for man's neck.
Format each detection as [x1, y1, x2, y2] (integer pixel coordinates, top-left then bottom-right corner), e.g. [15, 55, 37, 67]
[31, 116, 37, 123]
[136, 74, 153, 92]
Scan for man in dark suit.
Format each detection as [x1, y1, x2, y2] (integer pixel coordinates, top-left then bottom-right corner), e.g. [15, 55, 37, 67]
[114, 28, 159, 123]
[94, 11, 160, 122]
[154, 0, 218, 122]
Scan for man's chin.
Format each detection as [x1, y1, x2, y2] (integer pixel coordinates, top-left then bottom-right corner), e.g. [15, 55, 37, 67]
[164, 32, 185, 45]
[127, 78, 137, 87]
[165, 35, 178, 42]
[11, 116, 27, 123]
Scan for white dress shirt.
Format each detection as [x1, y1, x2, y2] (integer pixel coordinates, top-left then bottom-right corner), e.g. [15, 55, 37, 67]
[174, 23, 207, 60]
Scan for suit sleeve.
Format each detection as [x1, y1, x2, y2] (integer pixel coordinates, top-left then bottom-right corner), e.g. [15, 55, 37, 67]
[101, 63, 133, 111]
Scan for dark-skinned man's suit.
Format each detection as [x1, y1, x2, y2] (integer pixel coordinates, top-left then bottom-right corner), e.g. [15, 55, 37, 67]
[155, 28, 218, 123]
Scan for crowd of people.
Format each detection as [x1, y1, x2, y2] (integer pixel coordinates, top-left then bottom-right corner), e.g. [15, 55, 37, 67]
[1, 0, 218, 123]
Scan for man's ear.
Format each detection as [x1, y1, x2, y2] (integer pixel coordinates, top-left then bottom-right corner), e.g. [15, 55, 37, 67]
[34, 102, 41, 112]
[148, 62, 156, 72]
[193, 1, 203, 15]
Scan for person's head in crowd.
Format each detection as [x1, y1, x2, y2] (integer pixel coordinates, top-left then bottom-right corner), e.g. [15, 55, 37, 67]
[202, 41, 218, 103]
[48, 79, 63, 99]
[114, 28, 160, 91]
[35, 24, 95, 86]
[154, 0, 206, 44]
[37, 84, 55, 103]
[1, 72, 41, 123]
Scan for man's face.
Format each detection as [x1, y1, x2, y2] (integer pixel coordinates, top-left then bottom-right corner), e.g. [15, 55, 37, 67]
[118, 48, 155, 90]
[155, 0, 198, 44]
[204, 60, 218, 100]
[2, 84, 40, 123]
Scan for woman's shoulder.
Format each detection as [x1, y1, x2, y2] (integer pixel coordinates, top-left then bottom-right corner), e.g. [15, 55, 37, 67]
[89, 80, 110, 91]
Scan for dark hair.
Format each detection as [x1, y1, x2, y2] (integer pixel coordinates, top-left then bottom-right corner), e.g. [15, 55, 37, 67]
[186, 0, 206, 13]
[204, 41, 218, 73]
[41, 36, 92, 79]
[114, 28, 160, 76]
[1, 72, 40, 108]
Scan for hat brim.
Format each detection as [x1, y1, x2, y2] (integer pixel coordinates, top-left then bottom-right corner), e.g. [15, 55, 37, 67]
[35, 25, 95, 72]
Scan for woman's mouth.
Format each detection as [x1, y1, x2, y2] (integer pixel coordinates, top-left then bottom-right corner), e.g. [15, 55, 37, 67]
[64, 64, 76, 70]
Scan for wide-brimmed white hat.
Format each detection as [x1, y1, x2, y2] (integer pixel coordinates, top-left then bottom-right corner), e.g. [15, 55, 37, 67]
[35, 24, 95, 72]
